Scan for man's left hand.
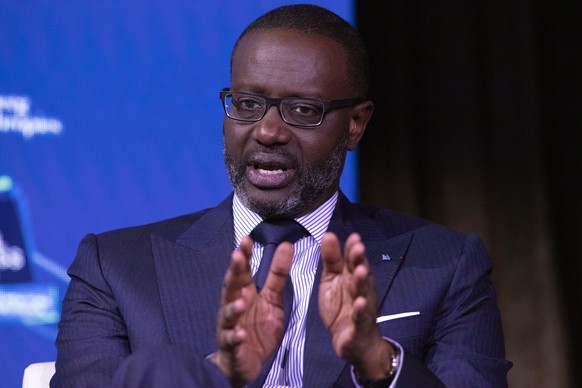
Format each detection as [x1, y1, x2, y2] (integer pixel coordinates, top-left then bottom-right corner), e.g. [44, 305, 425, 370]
[318, 232, 395, 381]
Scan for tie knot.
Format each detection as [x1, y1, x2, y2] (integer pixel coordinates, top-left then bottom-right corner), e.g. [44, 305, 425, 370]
[251, 220, 308, 246]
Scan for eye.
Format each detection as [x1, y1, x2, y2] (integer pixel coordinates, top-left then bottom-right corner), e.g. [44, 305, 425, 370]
[286, 101, 323, 118]
[233, 96, 263, 111]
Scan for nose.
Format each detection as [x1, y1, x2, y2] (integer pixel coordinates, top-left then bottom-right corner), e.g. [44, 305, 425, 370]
[252, 105, 292, 146]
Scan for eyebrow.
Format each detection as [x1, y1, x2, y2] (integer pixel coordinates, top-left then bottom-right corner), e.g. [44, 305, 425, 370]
[228, 83, 328, 100]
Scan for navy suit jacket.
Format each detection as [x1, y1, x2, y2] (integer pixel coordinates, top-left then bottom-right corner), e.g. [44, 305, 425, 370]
[53, 193, 511, 387]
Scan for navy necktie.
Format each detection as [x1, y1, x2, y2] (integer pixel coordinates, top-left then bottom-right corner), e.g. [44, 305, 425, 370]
[251, 220, 308, 291]
[249, 220, 308, 387]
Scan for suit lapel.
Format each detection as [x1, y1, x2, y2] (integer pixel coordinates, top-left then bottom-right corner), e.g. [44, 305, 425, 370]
[366, 233, 413, 306]
[303, 194, 413, 387]
[150, 193, 415, 386]
[152, 196, 234, 356]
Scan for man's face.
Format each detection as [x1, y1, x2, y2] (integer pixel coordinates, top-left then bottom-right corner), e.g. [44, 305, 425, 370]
[224, 28, 371, 219]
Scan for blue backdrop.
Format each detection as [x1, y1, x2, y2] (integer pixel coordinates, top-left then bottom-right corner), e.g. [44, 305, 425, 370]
[0, 1, 356, 386]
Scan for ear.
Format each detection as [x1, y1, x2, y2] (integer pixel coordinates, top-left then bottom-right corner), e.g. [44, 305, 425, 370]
[347, 100, 374, 150]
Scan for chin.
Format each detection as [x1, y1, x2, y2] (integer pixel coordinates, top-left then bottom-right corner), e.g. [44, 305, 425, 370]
[241, 185, 303, 219]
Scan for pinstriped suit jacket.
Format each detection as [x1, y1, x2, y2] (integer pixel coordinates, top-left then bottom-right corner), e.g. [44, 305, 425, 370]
[52, 193, 511, 387]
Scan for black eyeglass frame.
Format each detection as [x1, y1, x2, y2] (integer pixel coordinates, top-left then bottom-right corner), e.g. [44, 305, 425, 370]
[219, 88, 364, 128]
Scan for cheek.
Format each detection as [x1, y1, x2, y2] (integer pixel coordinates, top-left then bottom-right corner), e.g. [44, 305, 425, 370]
[296, 121, 349, 162]
[223, 123, 247, 156]
[294, 133, 336, 165]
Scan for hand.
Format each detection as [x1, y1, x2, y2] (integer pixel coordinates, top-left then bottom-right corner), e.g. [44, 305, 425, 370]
[319, 232, 395, 380]
[210, 236, 293, 387]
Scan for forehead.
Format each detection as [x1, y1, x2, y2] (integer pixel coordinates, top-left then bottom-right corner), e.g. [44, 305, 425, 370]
[231, 28, 350, 98]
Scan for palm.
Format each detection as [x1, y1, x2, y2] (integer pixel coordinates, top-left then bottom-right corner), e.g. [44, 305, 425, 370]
[318, 232, 380, 362]
[229, 283, 286, 381]
[212, 237, 293, 387]
[319, 267, 359, 354]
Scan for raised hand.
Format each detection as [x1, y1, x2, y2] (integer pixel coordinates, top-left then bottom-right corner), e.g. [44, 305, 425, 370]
[318, 232, 395, 380]
[210, 236, 293, 387]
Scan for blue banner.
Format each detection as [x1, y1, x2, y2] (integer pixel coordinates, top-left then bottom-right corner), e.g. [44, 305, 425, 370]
[0, 2, 355, 386]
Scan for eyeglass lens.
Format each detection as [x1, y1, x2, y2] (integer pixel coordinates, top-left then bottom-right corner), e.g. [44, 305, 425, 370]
[224, 93, 325, 126]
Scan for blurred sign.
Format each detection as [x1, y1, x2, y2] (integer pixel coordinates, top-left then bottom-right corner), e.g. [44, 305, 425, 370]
[0, 176, 33, 283]
[0, 284, 60, 325]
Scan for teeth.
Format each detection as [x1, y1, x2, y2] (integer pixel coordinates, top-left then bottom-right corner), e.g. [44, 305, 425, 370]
[258, 168, 284, 175]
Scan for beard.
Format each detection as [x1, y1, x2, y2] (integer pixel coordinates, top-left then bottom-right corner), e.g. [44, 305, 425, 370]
[224, 131, 348, 219]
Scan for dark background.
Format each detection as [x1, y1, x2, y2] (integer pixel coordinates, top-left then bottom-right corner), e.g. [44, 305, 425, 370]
[357, 1, 581, 387]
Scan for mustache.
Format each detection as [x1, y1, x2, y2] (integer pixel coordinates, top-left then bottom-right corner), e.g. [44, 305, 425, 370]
[241, 146, 301, 169]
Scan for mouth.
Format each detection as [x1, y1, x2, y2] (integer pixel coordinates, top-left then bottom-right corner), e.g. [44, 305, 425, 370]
[246, 155, 296, 189]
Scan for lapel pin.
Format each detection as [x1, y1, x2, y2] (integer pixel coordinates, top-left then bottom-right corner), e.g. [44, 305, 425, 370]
[382, 254, 391, 261]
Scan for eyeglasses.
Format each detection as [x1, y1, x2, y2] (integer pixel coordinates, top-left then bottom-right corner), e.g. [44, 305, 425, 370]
[219, 88, 364, 128]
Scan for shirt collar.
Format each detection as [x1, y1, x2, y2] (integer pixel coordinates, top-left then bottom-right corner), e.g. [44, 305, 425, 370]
[232, 192, 339, 247]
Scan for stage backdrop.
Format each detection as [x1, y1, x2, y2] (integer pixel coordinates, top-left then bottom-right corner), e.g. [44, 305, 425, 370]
[0, 1, 356, 386]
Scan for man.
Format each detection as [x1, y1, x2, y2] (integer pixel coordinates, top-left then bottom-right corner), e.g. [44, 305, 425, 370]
[53, 5, 511, 387]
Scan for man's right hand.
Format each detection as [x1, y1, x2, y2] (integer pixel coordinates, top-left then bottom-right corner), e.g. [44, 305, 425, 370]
[210, 236, 293, 387]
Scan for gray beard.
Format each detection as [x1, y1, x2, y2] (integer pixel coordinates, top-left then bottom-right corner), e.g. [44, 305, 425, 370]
[224, 132, 348, 219]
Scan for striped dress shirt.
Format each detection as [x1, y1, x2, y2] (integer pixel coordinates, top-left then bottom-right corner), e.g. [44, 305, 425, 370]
[232, 192, 338, 388]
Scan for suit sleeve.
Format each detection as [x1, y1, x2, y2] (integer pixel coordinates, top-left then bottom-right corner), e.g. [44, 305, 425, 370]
[395, 234, 512, 387]
[51, 234, 229, 388]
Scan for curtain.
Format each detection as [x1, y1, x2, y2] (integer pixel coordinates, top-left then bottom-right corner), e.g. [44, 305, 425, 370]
[357, 1, 581, 387]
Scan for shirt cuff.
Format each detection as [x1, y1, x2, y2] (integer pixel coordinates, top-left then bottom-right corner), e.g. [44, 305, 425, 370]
[350, 337, 404, 388]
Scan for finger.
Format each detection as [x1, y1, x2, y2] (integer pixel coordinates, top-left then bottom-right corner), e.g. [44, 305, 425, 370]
[351, 263, 372, 300]
[344, 233, 367, 272]
[221, 246, 253, 305]
[344, 235, 378, 308]
[351, 261, 379, 323]
[353, 296, 367, 316]
[218, 298, 246, 330]
[239, 235, 253, 261]
[263, 242, 293, 296]
[352, 293, 379, 333]
[351, 296, 369, 326]
[217, 326, 247, 351]
[321, 232, 344, 274]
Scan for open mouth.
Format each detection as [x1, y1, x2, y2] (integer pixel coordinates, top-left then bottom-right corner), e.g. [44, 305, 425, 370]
[246, 157, 296, 189]
[253, 161, 287, 173]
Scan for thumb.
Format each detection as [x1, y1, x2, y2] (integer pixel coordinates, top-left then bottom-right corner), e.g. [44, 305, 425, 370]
[263, 242, 294, 295]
